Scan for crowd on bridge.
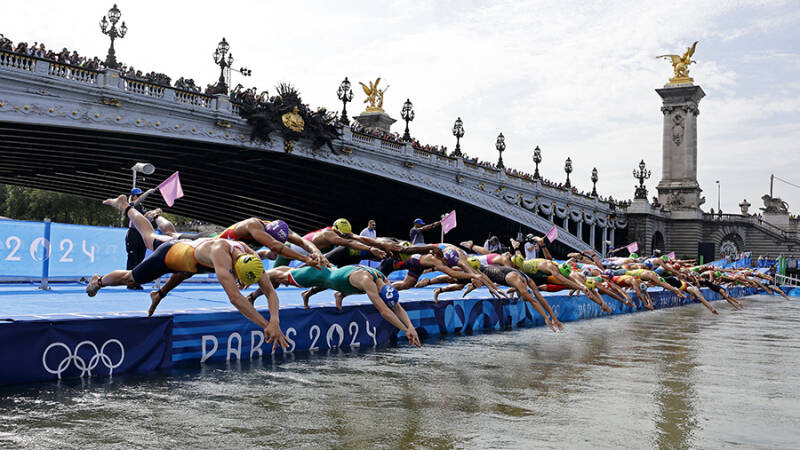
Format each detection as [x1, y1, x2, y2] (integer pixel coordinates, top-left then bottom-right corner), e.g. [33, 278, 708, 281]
[84, 189, 792, 350]
[0, 34, 102, 70]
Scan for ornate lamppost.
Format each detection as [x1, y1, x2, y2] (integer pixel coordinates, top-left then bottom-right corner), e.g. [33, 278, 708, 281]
[212, 38, 234, 94]
[337, 77, 354, 125]
[495, 133, 506, 169]
[401, 98, 415, 141]
[99, 4, 127, 69]
[564, 157, 573, 188]
[591, 167, 599, 197]
[452, 117, 464, 157]
[532, 145, 542, 179]
[633, 159, 651, 199]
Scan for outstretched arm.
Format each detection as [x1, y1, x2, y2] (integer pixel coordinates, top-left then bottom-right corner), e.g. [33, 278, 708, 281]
[248, 221, 320, 268]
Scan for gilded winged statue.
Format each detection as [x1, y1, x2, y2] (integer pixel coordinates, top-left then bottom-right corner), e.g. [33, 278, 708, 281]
[657, 41, 698, 82]
[359, 78, 389, 112]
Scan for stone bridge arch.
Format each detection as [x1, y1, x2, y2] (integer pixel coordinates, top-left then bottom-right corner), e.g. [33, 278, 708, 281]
[709, 225, 746, 258]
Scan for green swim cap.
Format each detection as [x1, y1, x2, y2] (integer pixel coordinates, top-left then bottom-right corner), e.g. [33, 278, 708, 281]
[630, 252, 639, 259]
[714, 271, 722, 278]
[661, 255, 670, 261]
[659, 277, 665, 283]
[559, 262, 572, 277]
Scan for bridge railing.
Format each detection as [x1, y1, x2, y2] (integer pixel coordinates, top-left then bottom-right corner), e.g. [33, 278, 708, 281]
[47, 62, 98, 85]
[703, 212, 792, 240]
[123, 77, 165, 98]
[174, 89, 212, 108]
[0, 50, 36, 72]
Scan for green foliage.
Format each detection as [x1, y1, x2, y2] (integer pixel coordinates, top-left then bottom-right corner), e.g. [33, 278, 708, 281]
[0, 184, 121, 226]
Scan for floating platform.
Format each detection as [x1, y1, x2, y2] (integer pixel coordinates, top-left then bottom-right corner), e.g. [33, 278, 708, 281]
[0, 282, 782, 385]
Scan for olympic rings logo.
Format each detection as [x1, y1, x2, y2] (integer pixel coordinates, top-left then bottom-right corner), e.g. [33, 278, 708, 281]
[42, 339, 125, 379]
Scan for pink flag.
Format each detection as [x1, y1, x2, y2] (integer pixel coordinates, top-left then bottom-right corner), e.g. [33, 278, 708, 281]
[441, 210, 457, 234]
[667, 251, 676, 259]
[158, 171, 184, 207]
[545, 225, 558, 243]
[626, 241, 639, 253]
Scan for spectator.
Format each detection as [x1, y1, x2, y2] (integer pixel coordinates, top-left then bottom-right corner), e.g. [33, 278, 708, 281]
[410, 217, 441, 245]
[360, 219, 377, 239]
[524, 234, 538, 259]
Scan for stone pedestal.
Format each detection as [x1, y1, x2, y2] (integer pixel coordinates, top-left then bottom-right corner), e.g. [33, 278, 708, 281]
[353, 111, 396, 133]
[763, 212, 790, 228]
[655, 84, 706, 211]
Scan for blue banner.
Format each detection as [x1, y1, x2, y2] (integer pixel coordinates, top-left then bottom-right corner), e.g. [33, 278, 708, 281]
[0, 317, 172, 385]
[0, 219, 127, 280]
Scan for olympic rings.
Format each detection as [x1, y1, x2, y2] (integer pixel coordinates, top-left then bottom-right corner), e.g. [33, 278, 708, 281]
[42, 339, 124, 379]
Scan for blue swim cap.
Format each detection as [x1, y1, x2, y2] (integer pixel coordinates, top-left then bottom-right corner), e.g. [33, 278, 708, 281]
[379, 284, 399, 308]
[443, 248, 459, 266]
[643, 260, 654, 269]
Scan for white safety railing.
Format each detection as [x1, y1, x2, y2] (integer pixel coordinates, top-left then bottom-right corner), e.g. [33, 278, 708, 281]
[776, 274, 800, 286]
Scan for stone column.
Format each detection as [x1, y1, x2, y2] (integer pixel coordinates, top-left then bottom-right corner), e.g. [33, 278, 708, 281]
[589, 224, 596, 250]
[655, 84, 705, 210]
[577, 219, 583, 241]
[609, 227, 615, 250]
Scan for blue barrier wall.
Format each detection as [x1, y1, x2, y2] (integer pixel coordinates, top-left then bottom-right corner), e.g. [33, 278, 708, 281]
[0, 219, 127, 280]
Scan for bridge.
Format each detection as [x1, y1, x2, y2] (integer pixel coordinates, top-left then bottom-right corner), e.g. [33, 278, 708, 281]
[0, 51, 625, 253]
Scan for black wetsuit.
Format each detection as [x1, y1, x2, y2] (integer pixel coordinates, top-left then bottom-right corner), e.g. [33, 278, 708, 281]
[479, 264, 526, 286]
[697, 278, 723, 293]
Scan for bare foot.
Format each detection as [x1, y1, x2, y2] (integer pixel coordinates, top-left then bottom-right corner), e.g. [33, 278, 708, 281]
[86, 274, 102, 297]
[460, 240, 473, 250]
[432, 288, 441, 304]
[415, 278, 431, 288]
[301, 289, 313, 310]
[334, 291, 344, 311]
[148, 291, 162, 317]
[102, 194, 129, 212]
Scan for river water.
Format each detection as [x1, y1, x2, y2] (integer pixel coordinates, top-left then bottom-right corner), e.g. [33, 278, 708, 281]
[1, 295, 798, 449]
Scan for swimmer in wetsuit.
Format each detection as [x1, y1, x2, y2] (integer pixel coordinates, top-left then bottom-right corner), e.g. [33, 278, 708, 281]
[260, 265, 421, 347]
[86, 194, 289, 350]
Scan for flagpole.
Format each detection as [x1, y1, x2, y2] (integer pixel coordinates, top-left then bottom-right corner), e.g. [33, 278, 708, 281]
[440, 213, 445, 243]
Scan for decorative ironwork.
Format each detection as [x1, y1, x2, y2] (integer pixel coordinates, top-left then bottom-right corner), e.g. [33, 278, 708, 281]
[452, 117, 464, 157]
[400, 98, 414, 142]
[532, 145, 542, 179]
[564, 157, 573, 188]
[99, 4, 127, 69]
[591, 167, 598, 197]
[337, 77, 354, 125]
[633, 159, 651, 199]
[495, 133, 505, 169]
[211, 38, 234, 95]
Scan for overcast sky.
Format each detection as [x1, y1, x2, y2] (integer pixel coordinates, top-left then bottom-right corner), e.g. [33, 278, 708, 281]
[3, 0, 799, 213]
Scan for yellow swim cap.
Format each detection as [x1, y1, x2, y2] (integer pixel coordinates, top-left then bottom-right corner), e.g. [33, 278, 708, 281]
[399, 240, 412, 261]
[234, 254, 264, 287]
[467, 256, 481, 270]
[511, 254, 524, 268]
[585, 278, 596, 290]
[333, 218, 352, 235]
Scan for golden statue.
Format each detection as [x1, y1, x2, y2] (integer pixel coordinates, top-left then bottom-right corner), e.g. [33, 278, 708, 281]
[658, 41, 698, 85]
[281, 106, 305, 132]
[359, 77, 390, 113]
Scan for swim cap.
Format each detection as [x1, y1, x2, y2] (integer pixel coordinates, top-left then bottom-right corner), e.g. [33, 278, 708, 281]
[265, 220, 289, 243]
[630, 252, 639, 259]
[714, 271, 722, 278]
[332, 218, 352, 234]
[640, 283, 648, 292]
[559, 262, 572, 277]
[643, 260, 654, 269]
[379, 284, 399, 308]
[467, 256, 481, 270]
[443, 248, 459, 266]
[234, 254, 264, 287]
[585, 278, 596, 290]
[604, 269, 615, 277]
[661, 255, 670, 261]
[512, 254, 524, 268]
[659, 277, 665, 283]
